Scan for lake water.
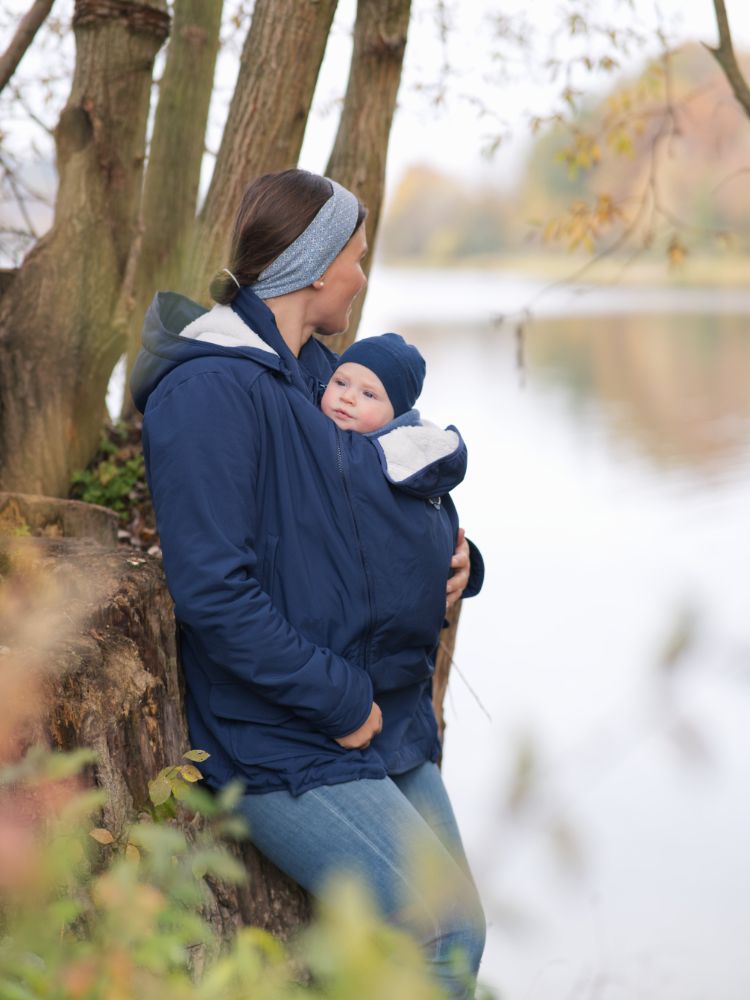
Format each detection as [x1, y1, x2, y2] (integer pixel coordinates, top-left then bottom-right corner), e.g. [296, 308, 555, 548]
[359, 267, 750, 1000]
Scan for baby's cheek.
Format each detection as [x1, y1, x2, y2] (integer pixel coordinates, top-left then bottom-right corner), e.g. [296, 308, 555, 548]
[320, 389, 333, 418]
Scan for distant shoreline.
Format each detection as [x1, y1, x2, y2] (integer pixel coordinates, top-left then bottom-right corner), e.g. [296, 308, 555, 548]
[379, 251, 750, 289]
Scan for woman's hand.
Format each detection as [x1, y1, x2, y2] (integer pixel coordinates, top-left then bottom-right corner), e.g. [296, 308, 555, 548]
[335, 702, 383, 749]
[446, 527, 470, 609]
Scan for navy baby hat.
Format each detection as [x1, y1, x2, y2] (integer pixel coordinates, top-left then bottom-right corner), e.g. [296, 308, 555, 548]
[338, 333, 426, 417]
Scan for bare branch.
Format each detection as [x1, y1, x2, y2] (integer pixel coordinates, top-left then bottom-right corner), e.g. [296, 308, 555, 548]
[705, 0, 750, 119]
[0, 151, 39, 238]
[711, 165, 750, 194]
[0, 0, 55, 95]
[7, 80, 55, 136]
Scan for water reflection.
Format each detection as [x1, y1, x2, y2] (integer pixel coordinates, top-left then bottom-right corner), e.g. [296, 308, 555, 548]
[366, 287, 750, 1000]
[525, 312, 750, 478]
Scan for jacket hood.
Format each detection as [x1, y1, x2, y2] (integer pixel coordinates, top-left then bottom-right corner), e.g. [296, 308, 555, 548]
[130, 292, 285, 413]
[369, 412, 467, 498]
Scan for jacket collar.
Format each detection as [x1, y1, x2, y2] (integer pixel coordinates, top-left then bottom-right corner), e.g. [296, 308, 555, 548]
[181, 304, 278, 354]
[231, 287, 310, 396]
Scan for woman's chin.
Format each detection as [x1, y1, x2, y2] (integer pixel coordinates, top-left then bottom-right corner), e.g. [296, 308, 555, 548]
[316, 317, 349, 338]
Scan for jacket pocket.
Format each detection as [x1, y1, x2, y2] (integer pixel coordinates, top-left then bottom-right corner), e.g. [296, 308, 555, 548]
[209, 683, 293, 725]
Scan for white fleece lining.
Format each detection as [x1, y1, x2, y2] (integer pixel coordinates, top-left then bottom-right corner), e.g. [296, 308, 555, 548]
[378, 421, 459, 482]
[180, 304, 278, 354]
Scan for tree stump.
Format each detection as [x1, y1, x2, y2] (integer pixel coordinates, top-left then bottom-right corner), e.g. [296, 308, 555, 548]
[0, 495, 310, 945]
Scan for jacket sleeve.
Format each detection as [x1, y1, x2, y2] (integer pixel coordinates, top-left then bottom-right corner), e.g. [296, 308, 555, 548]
[463, 537, 485, 598]
[440, 495, 484, 600]
[142, 370, 373, 739]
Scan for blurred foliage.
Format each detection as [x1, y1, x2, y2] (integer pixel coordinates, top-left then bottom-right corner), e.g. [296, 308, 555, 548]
[381, 43, 750, 270]
[0, 742, 451, 1000]
[380, 165, 518, 263]
[522, 42, 750, 260]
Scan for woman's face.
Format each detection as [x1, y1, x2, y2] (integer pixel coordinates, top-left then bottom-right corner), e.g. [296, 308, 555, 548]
[313, 224, 368, 336]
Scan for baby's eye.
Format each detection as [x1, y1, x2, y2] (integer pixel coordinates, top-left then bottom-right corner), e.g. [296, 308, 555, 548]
[363, 390, 377, 399]
[334, 377, 347, 387]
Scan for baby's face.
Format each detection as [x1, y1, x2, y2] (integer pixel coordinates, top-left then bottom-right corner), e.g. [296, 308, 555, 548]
[321, 362, 395, 433]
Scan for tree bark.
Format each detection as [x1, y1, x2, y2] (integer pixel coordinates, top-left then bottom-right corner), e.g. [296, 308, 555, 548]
[185, 0, 339, 302]
[1, 506, 311, 947]
[0, 0, 55, 94]
[432, 601, 462, 750]
[0, 0, 169, 497]
[0, 490, 117, 545]
[323, 0, 412, 355]
[121, 0, 223, 419]
[706, 0, 750, 119]
[43, 540, 311, 943]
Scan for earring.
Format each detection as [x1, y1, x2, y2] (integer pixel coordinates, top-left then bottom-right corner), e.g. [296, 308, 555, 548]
[318, 280, 325, 288]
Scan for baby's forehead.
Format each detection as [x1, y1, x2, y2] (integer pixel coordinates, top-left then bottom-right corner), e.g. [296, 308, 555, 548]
[332, 361, 388, 393]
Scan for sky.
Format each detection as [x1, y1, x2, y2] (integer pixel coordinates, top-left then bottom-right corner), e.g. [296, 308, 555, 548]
[293, 0, 750, 196]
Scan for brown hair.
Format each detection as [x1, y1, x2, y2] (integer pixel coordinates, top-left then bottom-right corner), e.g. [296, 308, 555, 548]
[209, 169, 367, 305]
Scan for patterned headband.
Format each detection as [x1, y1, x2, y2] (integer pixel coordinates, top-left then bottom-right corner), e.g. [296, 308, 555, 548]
[251, 178, 360, 300]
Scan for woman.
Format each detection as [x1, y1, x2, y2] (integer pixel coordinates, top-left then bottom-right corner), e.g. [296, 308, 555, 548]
[131, 169, 486, 998]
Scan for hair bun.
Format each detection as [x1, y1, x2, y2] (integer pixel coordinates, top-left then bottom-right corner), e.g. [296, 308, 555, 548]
[209, 270, 239, 305]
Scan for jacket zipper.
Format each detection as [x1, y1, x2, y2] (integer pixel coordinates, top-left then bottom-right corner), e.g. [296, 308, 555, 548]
[336, 430, 375, 671]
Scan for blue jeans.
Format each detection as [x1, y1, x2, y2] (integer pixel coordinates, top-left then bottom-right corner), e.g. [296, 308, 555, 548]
[236, 761, 486, 999]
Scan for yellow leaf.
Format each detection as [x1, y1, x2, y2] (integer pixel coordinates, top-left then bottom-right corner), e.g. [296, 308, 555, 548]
[170, 777, 191, 800]
[148, 774, 172, 806]
[89, 827, 115, 845]
[668, 236, 687, 268]
[125, 843, 141, 863]
[179, 764, 203, 783]
[183, 749, 210, 762]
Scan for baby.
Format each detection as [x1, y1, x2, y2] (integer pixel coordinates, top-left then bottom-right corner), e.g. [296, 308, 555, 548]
[320, 332, 425, 433]
[319, 332, 470, 775]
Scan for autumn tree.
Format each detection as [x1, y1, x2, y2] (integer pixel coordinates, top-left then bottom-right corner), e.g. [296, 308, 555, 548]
[481, 0, 750, 277]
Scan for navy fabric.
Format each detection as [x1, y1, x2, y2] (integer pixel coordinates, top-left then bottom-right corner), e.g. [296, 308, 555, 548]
[130, 288, 481, 795]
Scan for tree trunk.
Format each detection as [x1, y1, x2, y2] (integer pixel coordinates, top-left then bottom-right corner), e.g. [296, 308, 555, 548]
[121, 0, 223, 419]
[432, 601, 462, 751]
[323, 0, 412, 355]
[0, 0, 55, 94]
[0, 0, 169, 497]
[185, 0, 339, 302]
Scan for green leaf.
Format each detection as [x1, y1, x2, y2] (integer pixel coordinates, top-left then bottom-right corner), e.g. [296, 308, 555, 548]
[128, 822, 188, 854]
[169, 775, 191, 801]
[216, 778, 245, 812]
[148, 774, 172, 806]
[178, 764, 202, 783]
[40, 747, 97, 780]
[218, 815, 250, 840]
[183, 749, 210, 762]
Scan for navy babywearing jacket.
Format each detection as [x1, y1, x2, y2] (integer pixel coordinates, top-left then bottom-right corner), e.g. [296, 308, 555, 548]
[131, 288, 482, 796]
